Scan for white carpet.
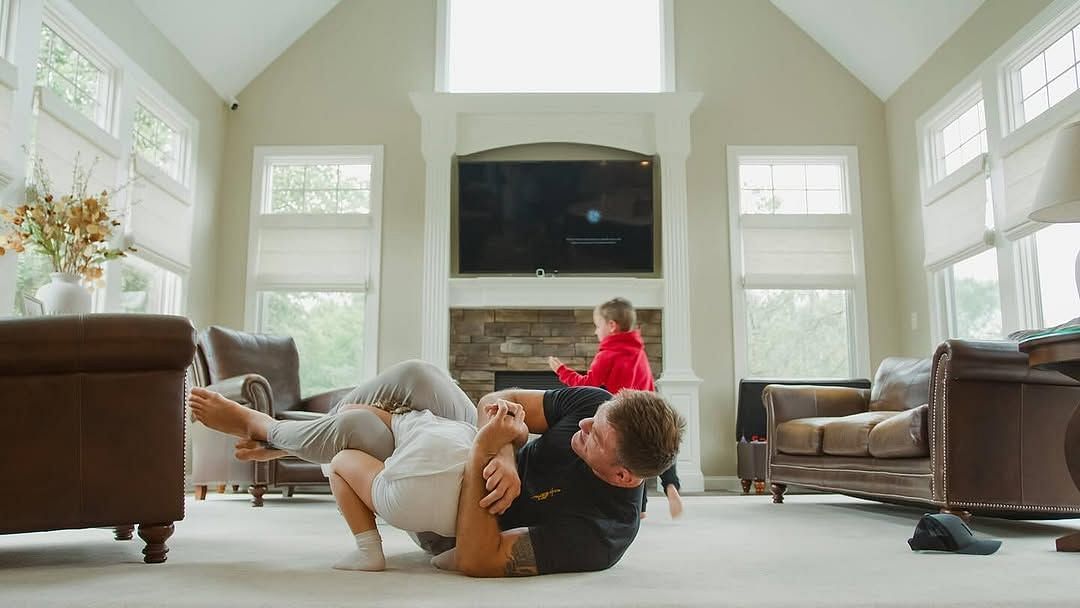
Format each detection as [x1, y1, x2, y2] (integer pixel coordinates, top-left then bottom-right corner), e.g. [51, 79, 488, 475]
[1, 493, 1078, 607]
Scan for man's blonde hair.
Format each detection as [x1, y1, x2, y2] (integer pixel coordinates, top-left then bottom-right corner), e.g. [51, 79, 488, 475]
[596, 297, 636, 332]
[605, 390, 685, 478]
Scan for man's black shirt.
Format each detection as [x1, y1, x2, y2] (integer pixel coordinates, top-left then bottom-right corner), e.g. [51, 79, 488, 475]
[497, 387, 642, 574]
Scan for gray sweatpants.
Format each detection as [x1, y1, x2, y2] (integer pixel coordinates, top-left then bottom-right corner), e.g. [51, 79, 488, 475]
[265, 359, 477, 464]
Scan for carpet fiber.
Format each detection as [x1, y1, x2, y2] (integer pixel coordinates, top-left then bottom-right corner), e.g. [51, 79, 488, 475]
[1, 493, 1077, 607]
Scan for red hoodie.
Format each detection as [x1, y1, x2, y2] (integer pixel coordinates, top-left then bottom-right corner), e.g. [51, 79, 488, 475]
[556, 330, 655, 394]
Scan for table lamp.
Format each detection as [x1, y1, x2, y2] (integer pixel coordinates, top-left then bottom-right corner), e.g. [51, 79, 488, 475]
[1031, 119, 1080, 303]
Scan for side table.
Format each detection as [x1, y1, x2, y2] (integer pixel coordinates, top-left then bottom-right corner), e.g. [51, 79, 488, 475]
[1019, 332, 1080, 552]
[737, 441, 768, 494]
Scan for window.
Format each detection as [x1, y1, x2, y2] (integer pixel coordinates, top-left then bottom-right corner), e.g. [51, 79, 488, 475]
[1033, 223, 1080, 326]
[269, 163, 371, 214]
[0, 0, 12, 60]
[729, 147, 869, 380]
[133, 102, 183, 180]
[35, 23, 109, 126]
[118, 255, 183, 315]
[443, 0, 667, 92]
[13, 249, 52, 316]
[247, 147, 384, 393]
[939, 100, 988, 177]
[944, 249, 1003, 340]
[1018, 23, 1080, 123]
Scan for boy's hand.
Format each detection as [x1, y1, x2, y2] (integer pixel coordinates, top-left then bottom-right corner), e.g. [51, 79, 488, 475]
[547, 356, 563, 372]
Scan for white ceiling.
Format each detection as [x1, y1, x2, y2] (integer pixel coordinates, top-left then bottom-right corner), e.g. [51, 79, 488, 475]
[133, 0, 340, 101]
[770, 0, 985, 100]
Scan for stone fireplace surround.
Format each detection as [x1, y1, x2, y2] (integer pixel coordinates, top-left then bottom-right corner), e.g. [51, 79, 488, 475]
[411, 92, 705, 490]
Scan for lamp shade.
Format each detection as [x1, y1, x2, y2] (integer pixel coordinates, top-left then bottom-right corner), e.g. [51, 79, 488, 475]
[1032, 120, 1080, 223]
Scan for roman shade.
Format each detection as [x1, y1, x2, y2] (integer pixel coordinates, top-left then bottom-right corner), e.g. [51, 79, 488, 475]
[921, 154, 989, 270]
[34, 87, 120, 200]
[131, 157, 193, 268]
[252, 216, 372, 289]
[740, 214, 855, 288]
[1001, 112, 1080, 237]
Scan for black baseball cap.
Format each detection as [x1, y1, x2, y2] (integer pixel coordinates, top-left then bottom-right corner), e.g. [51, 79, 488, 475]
[908, 513, 1001, 555]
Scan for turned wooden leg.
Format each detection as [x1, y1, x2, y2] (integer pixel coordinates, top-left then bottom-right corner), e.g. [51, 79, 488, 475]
[232, 485, 240, 493]
[194, 485, 207, 500]
[137, 523, 174, 564]
[940, 507, 972, 522]
[114, 525, 134, 541]
[740, 479, 752, 494]
[217, 484, 226, 494]
[754, 480, 765, 495]
[770, 483, 787, 504]
[284, 486, 295, 498]
[250, 484, 267, 507]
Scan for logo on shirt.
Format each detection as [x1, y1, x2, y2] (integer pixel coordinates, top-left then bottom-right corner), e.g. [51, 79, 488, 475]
[531, 488, 562, 501]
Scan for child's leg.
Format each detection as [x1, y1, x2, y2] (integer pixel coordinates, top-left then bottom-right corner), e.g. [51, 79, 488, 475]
[333, 359, 476, 425]
[266, 407, 395, 463]
[660, 464, 683, 518]
[328, 449, 387, 571]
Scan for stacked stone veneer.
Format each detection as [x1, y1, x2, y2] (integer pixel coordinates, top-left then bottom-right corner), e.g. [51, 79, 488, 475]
[449, 308, 663, 404]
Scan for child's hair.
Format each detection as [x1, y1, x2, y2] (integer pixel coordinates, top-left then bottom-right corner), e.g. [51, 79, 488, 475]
[596, 297, 636, 332]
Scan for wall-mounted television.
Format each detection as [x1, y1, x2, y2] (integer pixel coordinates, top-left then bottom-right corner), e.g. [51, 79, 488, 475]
[455, 159, 659, 275]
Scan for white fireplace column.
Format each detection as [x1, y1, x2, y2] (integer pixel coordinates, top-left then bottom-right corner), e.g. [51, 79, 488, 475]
[411, 92, 705, 491]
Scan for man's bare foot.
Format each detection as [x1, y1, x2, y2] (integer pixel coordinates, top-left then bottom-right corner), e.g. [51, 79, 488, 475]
[666, 485, 684, 519]
[234, 439, 287, 462]
[188, 387, 273, 441]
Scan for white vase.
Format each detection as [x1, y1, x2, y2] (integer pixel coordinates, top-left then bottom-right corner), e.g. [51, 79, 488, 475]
[35, 272, 91, 315]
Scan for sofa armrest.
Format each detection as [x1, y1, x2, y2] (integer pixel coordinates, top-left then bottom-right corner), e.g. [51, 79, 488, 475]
[936, 339, 1080, 386]
[762, 385, 871, 426]
[298, 387, 354, 415]
[205, 374, 273, 415]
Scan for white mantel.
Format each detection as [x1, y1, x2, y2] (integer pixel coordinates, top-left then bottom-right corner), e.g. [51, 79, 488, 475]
[410, 92, 705, 491]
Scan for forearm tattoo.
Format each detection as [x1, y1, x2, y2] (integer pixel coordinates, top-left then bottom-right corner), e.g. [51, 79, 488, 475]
[504, 535, 539, 577]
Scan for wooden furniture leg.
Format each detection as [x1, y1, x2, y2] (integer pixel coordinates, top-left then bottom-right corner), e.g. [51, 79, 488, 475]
[771, 483, 787, 504]
[194, 485, 207, 500]
[250, 484, 267, 507]
[137, 523, 174, 564]
[114, 525, 134, 541]
[740, 479, 751, 494]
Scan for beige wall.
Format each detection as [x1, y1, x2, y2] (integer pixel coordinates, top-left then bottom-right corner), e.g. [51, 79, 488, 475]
[217, 0, 900, 478]
[885, 0, 1052, 357]
[73, 0, 227, 329]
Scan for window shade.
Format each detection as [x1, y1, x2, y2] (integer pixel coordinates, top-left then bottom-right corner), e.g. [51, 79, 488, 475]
[131, 162, 192, 268]
[34, 103, 119, 199]
[1001, 113, 1080, 236]
[921, 154, 988, 270]
[0, 81, 12, 166]
[740, 216, 854, 288]
[253, 224, 371, 288]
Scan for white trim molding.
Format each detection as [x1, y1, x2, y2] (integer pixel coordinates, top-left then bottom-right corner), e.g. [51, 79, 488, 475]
[410, 91, 705, 491]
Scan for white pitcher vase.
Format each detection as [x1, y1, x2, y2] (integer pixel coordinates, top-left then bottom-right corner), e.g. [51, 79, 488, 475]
[35, 272, 91, 315]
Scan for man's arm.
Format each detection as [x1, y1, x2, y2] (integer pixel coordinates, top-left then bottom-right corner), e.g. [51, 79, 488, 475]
[477, 389, 548, 434]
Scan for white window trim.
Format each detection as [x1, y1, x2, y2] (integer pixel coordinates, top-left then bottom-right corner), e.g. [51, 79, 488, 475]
[0, 0, 14, 61]
[107, 247, 187, 315]
[434, 0, 676, 93]
[1001, 0, 1080, 134]
[40, 3, 116, 131]
[133, 92, 192, 186]
[726, 145, 872, 384]
[923, 85, 984, 188]
[246, 145, 384, 381]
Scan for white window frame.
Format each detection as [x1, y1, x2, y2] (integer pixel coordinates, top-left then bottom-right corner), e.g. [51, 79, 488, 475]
[1002, 0, 1080, 133]
[0, 0, 14, 61]
[727, 145, 871, 383]
[132, 94, 189, 184]
[246, 145, 384, 381]
[38, 5, 115, 131]
[434, 0, 676, 93]
[116, 248, 186, 316]
[925, 86, 986, 186]
[928, 246, 1005, 342]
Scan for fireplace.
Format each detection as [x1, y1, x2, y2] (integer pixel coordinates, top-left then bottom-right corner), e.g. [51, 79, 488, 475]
[494, 371, 563, 391]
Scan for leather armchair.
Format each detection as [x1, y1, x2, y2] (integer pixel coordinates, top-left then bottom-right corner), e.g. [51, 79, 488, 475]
[0, 314, 195, 563]
[190, 326, 353, 506]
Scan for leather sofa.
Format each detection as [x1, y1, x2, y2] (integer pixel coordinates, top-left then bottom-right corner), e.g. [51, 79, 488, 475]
[0, 314, 196, 563]
[764, 340, 1080, 518]
[190, 326, 352, 506]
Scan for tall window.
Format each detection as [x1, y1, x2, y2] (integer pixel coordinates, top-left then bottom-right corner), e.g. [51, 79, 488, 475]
[443, 0, 666, 92]
[133, 102, 183, 180]
[118, 255, 183, 315]
[248, 148, 383, 395]
[35, 23, 110, 126]
[729, 149, 868, 379]
[1032, 223, 1080, 327]
[1018, 22, 1080, 123]
[944, 249, 1003, 340]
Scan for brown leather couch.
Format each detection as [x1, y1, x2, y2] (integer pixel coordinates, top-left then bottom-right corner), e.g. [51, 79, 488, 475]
[191, 326, 353, 506]
[0, 314, 195, 563]
[764, 340, 1080, 518]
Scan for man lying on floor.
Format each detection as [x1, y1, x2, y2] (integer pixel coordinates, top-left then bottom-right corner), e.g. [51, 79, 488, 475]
[189, 359, 684, 577]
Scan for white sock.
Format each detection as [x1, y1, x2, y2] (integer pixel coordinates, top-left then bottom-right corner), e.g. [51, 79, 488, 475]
[333, 529, 385, 571]
[430, 548, 458, 571]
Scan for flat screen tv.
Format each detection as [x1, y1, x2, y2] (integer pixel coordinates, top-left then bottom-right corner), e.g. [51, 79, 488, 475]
[456, 159, 657, 275]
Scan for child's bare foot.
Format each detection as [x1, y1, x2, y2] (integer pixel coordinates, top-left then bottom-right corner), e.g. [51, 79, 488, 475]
[188, 388, 273, 440]
[666, 485, 684, 519]
[234, 439, 287, 462]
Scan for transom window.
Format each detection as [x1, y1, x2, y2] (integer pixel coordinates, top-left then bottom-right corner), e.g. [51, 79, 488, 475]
[739, 162, 845, 214]
[35, 24, 109, 125]
[939, 100, 987, 177]
[1019, 23, 1080, 123]
[269, 163, 372, 214]
[443, 0, 666, 92]
[133, 102, 183, 180]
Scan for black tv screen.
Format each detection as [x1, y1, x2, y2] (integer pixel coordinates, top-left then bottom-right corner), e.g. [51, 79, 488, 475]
[456, 160, 656, 274]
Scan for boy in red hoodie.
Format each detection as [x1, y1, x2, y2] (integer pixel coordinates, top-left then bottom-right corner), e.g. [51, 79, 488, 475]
[547, 297, 683, 519]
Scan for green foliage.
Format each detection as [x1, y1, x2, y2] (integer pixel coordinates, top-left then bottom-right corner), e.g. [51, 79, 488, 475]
[953, 277, 1002, 339]
[746, 289, 850, 378]
[262, 292, 366, 397]
[14, 251, 53, 315]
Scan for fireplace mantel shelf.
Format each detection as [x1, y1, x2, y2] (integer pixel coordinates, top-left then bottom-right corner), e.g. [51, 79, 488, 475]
[448, 277, 663, 308]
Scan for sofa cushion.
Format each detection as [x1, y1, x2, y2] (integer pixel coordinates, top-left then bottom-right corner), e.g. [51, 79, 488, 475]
[868, 404, 930, 458]
[774, 418, 834, 455]
[822, 412, 898, 456]
[868, 357, 932, 411]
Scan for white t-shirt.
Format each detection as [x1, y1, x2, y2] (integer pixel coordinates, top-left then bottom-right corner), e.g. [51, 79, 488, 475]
[381, 409, 477, 481]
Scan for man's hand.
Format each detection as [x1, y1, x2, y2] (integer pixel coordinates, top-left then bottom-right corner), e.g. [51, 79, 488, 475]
[547, 356, 563, 372]
[480, 452, 520, 515]
[475, 400, 528, 454]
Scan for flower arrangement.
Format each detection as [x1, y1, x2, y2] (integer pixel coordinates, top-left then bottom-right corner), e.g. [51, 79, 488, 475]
[0, 156, 132, 284]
